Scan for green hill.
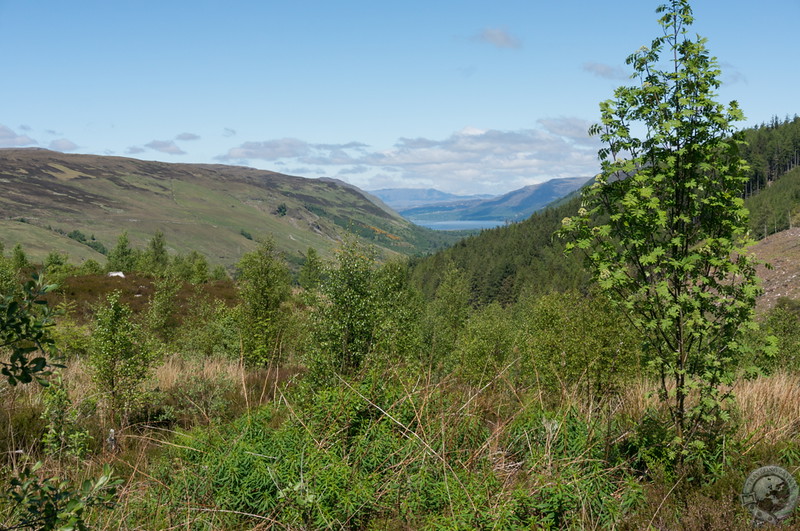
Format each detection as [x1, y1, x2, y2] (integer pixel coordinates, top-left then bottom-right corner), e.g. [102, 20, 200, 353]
[746, 166, 800, 239]
[0, 148, 465, 267]
[409, 194, 588, 305]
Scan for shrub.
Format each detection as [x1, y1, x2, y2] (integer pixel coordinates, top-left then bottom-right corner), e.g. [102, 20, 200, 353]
[236, 239, 291, 366]
[40, 375, 93, 459]
[171, 295, 239, 359]
[88, 291, 153, 428]
[515, 290, 642, 400]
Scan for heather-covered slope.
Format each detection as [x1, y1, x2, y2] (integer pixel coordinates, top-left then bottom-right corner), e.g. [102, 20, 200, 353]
[0, 149, 464, 267]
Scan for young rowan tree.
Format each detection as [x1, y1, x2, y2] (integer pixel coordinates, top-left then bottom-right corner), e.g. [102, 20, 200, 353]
[313, 239, 378, 376]
[561, 0, 763, 457]
[89, 291, 152, 427]
[236, 238, 291, 365]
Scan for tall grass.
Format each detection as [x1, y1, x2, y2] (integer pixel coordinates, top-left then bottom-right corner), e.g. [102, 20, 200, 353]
[7, 355, 800, 529]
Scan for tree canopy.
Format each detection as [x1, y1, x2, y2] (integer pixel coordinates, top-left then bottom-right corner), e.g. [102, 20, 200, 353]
[561, 0, 761, 453]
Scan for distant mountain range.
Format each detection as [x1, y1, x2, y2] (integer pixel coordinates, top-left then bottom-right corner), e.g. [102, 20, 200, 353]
[368, 189, 494, 211]
[373, 177, 591, 228]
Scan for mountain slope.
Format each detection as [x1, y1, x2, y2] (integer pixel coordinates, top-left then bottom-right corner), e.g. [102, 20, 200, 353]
[745, 165, 800, 239]
[409, 194, 588, 305]
[0, 149, 463, 267]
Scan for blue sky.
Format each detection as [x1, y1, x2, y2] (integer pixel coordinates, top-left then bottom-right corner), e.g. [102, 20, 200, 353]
[2, 1, 798, 195]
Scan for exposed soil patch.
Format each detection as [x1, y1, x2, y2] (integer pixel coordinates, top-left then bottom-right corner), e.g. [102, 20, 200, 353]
[753, 227, 800, 312]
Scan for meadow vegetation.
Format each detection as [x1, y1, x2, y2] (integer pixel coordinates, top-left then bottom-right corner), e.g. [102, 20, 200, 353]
[4, 1, 800, 529]
[0, 220, 798, 529]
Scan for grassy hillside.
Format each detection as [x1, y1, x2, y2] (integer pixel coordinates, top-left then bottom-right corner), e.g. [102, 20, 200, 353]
[0, 148, 466, 267]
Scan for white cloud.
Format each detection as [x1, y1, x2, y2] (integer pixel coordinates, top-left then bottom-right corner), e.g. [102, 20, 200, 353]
[219, 138, 310, 161]
[0, 124, 36, 147]
[473, 28, 522, 50]
[175, 132, 200, 141]
[217, 121, 600, 195]
[49, 138, 79, 152]
[583, 62, 627, 80]
[216, 117, 600, 194]
[217, 139, 370, 166]
[366, 126, 600, 193]
[126, 146, 145, 155]
[223, 128, 237, 137]
[146, 140, 186, 155]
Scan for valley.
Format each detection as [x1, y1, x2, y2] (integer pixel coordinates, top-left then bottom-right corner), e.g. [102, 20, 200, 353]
[0, 148, 467, 269]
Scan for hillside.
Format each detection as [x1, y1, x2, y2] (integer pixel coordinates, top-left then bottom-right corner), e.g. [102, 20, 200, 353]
[753, 227, 800, 311]
[0, 149, 465, 267]
[399, 176, 589, 226]
[409, 194, 588, 304]
[745, 165, 800, 239]
[410, 166, 800, 309]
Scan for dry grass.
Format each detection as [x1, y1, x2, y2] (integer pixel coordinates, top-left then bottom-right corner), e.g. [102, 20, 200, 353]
[734, 371, 800, 443]
[152, 354, 245, 391]
[6, 358, 800, 529]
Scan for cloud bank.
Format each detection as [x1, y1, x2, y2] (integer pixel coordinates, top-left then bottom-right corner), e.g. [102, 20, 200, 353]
[218, 118, 600, 195]
[0, 125, 36, 147]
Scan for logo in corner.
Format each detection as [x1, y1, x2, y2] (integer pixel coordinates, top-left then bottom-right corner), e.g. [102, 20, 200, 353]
[741, 465, 798, 525]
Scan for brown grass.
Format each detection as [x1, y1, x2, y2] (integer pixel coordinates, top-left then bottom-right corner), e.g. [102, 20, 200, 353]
[734, 371, 800, 443]
[45, 274, 238, 323]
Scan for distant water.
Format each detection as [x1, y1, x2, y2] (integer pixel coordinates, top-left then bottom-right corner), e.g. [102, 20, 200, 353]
[412, 219, 507, 231]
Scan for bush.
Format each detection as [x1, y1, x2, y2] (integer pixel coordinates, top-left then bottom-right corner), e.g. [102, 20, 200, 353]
[505, 402, 644, 528]
[40, 375, 93, 459]
[514, 290, 642, 400]
[88, 291, 154, 427]
[171, 295, 239, 359]
[236, 239, 291, 366]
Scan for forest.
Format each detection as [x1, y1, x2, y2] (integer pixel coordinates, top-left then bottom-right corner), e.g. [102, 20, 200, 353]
[4, 2, 800, 529]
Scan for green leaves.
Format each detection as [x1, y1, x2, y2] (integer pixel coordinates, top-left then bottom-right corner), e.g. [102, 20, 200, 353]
[1, 273, 61, 386]
[89, 290, 152, 427]
[560, 0, 762, 458]
[236, 238, 292, 366]
[5, 463, 121, 531]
